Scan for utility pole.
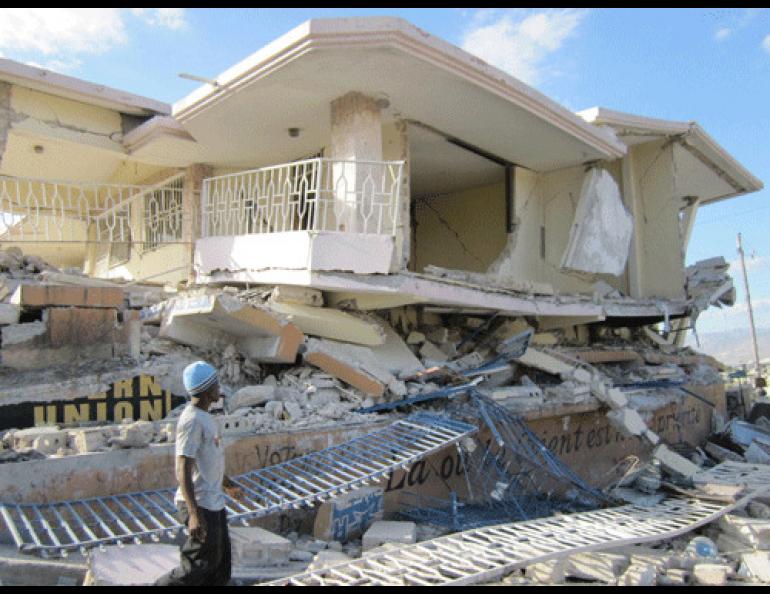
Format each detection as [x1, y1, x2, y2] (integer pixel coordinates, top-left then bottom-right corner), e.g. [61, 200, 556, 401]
[737, 232, 763, 386]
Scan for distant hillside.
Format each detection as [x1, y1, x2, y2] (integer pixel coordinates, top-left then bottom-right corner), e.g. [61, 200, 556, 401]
[686, 326, 770, 367]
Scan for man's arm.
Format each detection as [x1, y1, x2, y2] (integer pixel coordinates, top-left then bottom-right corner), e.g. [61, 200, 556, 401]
[178, 456, 205, 541]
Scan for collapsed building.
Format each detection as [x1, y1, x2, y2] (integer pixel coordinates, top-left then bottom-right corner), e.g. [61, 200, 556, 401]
[0, 17, 768, 586]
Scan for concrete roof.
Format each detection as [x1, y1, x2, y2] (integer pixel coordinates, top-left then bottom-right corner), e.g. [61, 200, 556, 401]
[578, 107, 764, 203]
[0, 58, 170, 116]
[172, 17, 627, 171]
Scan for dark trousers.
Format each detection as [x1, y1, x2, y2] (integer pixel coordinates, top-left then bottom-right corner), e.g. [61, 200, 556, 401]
[155, 503, 231, 586]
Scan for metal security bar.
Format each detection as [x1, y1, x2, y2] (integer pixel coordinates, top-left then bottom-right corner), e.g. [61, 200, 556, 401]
[266, 497, 745, 587]
[201, 159, 404, 238]
[693, 461, 770, 493]
[0, 174, 184, 245]
[0, 414, 475, 558]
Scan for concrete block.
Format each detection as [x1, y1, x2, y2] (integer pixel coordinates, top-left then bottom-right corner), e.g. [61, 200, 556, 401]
[313, 487, 384, 542]
[653, 444, 700, 480]
[69, 427, 109, 454]
[362, 521, 417, 552]
[216, 414, 254, 435]
[109, 421, 154, 449]
[267, 302, 385, 346]
[85, 544, 178, 585]
[519, 348, 575, 377]
[692, 563, 732, 586]
[0, 303, 20, 325]
[265, 401, 284, 419]
[525, 559, 566, 584]
[426, 327, 449, 344]
[270, 285, 324, 307]
[406, 331, 425, 345]
[607, 407, 648, 437]
[11, 284, 124, 309]
[13, 426, 66, 452]
[566, 552, 629, 583]
[230, 526, 292, 567]
[304, 338, 393, 398]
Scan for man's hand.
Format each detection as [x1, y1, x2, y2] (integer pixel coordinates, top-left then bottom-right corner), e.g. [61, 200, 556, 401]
[188, 508, 206, 542]
[224, 480, 245, 503]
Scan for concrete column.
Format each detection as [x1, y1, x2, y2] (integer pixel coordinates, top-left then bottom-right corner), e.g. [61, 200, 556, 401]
[382, 120, 410, 272]
[329, 92, 383, 234]
[181, 163, 212, 283]
[621, 149, 643, 299]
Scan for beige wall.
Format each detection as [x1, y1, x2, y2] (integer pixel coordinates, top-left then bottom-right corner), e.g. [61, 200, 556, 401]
[412, 181, 507, 273]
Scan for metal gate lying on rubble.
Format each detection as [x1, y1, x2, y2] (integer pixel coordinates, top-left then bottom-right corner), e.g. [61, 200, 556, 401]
[264, 497, 745, 587]
[0, 414, 476, 558]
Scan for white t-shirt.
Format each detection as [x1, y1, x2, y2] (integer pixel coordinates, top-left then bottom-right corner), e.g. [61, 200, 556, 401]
[174, 404, 226, 512]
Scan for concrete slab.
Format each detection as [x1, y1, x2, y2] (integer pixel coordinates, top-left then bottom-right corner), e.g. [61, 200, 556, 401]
[84, 543, 178, 586]
[230, 526, 292, 568]
[362, 521, 417, 551]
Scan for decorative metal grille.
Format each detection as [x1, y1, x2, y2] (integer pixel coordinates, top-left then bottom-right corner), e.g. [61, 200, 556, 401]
[201, 159, 404, 238]
[0, 174, 184, 248]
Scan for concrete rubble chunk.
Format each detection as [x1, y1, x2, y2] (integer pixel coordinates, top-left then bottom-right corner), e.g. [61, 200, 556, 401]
[566, 552, 629, 583]
[159, 294, 303, 363]
[13, 426, 66, 453]
[11, 283, 124, 309]
[738, 551, 770, 582]
[518, 348, 575, 377]
[267, 301, 385, 346]
[307, 550, 352, 572]
[230, 526, 292, 567]
[705, 441, 744, 463]
[747, 501, 770, 519]
[0, 303, 20, 325]
[653, 444, 700, 480]
[369, 323, 425, 378]
[618, 562, 657, 586]
[270, 285, 324, 307]
[406, 331, 426, 345]
[84, 544, 179, 585]
[692, 563, 733, 586]
[69, 427, 109, 454]
[362, 521, 417, 552]
[226, 385, 277, 412]
[525, 559, 566, 584]
[314, 487, 384, 542]
[418, 341, 449, 363]
[109, 421, 154, 449]
[303, 338, 394, 398]
[657, 568, 690, 586]
[718, 514, 770, 548]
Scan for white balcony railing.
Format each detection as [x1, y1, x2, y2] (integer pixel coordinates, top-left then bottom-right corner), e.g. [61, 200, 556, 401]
[201, 159, 404, 238]
[0, 174, 184, 248]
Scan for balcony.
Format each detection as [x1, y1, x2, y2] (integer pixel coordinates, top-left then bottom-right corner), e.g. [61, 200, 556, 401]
[195, 158, 405, 280]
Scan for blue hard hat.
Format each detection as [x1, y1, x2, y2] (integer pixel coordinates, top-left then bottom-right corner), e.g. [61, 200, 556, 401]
[183, 361, 219, 397]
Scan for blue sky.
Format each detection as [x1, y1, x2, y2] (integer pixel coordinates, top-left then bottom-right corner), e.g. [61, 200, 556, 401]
[1, 8, 769, 354]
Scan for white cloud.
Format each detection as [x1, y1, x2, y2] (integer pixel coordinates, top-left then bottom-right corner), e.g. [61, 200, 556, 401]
[715, 27, 732, 41]
[728, 254, 768, 273]
[461, 9, 586, 86]
[763, 35, 770, 53]
[131, 8, 187, 31]
[0, 8, 187, 72]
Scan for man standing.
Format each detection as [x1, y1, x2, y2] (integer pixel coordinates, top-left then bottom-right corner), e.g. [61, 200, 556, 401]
[156, 361, 243, 586]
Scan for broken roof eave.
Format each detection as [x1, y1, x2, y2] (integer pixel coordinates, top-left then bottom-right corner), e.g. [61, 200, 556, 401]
[172, 18, 626, 162]
[0, 58, 170, 116]
[578, 107, 763, 204]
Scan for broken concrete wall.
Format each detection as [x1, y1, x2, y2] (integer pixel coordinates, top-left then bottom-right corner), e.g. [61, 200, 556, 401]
[487, 165, 628, 296]
[560, 168, 633, 276]
[0, 419, 388, 503]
